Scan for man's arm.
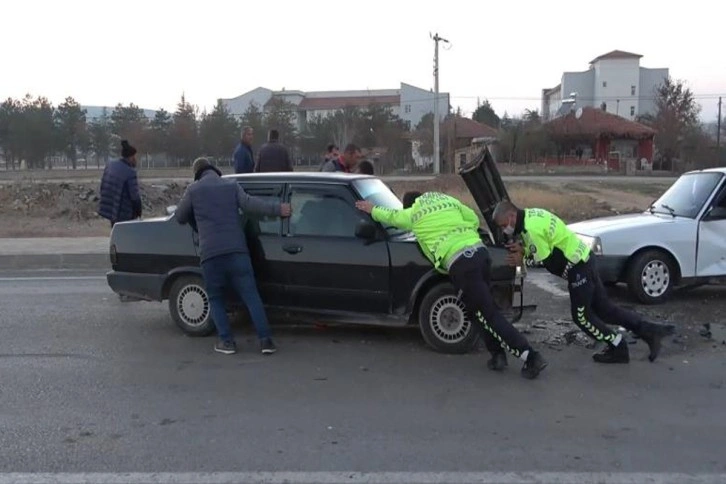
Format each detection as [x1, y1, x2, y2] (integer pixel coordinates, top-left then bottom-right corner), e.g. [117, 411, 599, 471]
[128, 173, 142, 218]
[356, 201, 414, 231]
[458, 202, 480, 230]
[232, 145, 243, 173]
[284, 147, 293, 172]
[236, 184, 286, 217]
[175, 186, 193, 224]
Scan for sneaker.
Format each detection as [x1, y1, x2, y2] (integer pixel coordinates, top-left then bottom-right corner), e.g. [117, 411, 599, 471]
[214, 340, 237, 355]
[486, 352, 508, 371]
[521, 351, 547, 379]
[592, 341, 629, 364]
[638, 321, 675, 362]
[260, 338, 277, 355]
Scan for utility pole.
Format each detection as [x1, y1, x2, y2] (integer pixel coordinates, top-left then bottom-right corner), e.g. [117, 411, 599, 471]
[432, 32, 448, 175]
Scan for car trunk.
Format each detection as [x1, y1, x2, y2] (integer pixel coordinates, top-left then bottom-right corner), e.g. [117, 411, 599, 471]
[458, 146, 510, 245]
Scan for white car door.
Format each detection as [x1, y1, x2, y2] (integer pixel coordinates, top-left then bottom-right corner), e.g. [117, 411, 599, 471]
[696, 183, 726, 278]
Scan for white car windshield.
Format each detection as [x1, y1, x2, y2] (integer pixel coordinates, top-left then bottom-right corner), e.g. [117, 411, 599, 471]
[353, 178, 407, 234]
[353, 178, 403, 210]
[651, 172, 723, 218]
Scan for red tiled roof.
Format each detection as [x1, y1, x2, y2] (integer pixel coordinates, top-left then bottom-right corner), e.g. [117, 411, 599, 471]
[298, 95, 400, 110]
[442, 116, 498, 139]
[590, 50, 642, 64]
[545, 106, 655, 140]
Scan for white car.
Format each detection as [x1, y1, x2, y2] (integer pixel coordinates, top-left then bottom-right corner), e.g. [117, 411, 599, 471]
[568, 167, 726, 304]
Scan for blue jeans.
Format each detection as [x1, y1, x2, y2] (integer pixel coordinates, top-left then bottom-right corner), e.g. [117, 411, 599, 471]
[200, 252, 272, 343]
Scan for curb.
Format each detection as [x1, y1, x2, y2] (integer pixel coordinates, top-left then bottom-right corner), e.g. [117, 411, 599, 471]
[0, 253, 110, 271]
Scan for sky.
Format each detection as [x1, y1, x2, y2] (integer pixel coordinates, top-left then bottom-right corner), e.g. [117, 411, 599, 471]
[1, 0, 725, 122]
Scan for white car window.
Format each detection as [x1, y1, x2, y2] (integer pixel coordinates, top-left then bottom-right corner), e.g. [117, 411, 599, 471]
[652, 173, 723, 218]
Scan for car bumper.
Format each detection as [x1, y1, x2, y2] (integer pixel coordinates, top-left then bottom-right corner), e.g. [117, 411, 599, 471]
[106, 271, 166, 301]
[594, 255, 628, 283]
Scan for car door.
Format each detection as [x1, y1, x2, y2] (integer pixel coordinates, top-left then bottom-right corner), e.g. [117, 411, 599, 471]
[696, 177, 726, 278]
[281, 182, 391, 314]
[239, 182, 288, 305]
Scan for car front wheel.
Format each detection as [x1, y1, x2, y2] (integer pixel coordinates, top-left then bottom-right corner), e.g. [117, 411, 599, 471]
[168, 275, 215, 336]
[418, 282, 479, 354]
[626, 250, 676, 304]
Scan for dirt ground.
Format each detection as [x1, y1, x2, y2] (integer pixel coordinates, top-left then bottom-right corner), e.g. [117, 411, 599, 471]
[0, 175, 672, 238]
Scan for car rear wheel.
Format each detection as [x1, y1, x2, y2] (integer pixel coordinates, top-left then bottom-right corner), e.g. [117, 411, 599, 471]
[626, 250, 676, 304]
[168, 275, 215, 336]
[418, 282, 479, 354]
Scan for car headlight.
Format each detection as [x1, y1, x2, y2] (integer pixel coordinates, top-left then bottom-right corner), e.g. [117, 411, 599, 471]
[577, 234, 603, 256]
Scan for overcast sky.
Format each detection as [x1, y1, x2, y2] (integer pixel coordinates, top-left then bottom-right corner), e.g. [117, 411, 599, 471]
[2, 0, 724, 122]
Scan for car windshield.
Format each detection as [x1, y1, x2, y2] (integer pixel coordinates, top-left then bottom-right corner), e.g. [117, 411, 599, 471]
[353, 178, 407, 234]
[650, 172, 723, 218]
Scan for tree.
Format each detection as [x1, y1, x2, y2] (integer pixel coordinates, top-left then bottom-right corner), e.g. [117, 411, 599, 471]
[299, 113, 334, 161]
[54, 96, 87, 169]
[263, 97, 298, 149]
[89, 107, 113, 167]
[200, 100, 239, 161]
[148, 108, 172, 158]
[472, 99, 501, 128]
[110, 103, 148, 149]
[414, 112, 435, 157]
[0, 98, 22, 169]
[20, 95, 55, 169]
[645, 78, 701, 170]
[168, 94, 199, 165]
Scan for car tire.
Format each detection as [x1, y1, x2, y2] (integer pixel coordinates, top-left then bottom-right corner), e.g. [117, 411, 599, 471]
[168, 275, 215, 336]
[418, 282, 479, 354]
[626, 250, 676, 304]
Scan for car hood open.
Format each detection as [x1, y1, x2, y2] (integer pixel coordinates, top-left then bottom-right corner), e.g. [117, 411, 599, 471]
[458, 146, 509, 243]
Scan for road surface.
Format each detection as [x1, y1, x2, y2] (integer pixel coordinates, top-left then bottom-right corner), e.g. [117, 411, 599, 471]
[0, 269, 724, 483]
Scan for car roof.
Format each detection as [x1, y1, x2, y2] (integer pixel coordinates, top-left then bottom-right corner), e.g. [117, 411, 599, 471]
[683, 167, 726, 175]
[223, 172, 375, 183]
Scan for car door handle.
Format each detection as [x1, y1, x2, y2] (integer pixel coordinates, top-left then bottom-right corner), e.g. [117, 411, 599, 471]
[283, 244, 303, 255]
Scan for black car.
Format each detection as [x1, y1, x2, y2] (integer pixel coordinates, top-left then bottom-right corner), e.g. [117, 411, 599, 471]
[107, 149, 531, 354]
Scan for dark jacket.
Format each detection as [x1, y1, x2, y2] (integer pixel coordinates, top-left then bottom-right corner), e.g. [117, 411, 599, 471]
[98, 158, 142, 224]
[175, 167, 281, 263]
[255, 140, 292, 172]
[233, 141, 254, 173]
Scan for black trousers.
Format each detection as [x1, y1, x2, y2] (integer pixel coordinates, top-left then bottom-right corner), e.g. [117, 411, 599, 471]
[567, 257, 643, 343]
[448, 248, 531, 358]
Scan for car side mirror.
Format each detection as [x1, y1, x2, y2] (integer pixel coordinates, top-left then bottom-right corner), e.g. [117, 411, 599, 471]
[166, 205, 177, 215]
[355, 219, 378, 240]
[705, 206, 726, 221]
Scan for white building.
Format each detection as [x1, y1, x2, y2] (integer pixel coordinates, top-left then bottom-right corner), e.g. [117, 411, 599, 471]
[541, 50, 669, 121]
[219, 83, 450, 132]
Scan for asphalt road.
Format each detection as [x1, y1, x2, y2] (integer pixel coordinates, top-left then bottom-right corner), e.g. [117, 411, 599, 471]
[0, 270, 724, 483]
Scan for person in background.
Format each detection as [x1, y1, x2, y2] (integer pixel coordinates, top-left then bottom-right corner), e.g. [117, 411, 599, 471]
[98, 139, 142, 227]
[175, 157, 292, 355]
[357, 159, 374, 175]
[255, 129, 293, 172]
[233, 126, 255, 173]
[321, 143, 362, 173]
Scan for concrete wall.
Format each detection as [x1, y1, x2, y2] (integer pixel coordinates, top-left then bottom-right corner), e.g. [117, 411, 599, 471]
[400, 82, 449, 130]
[593, 58, 641, 119]
[562, 69, 595, 112]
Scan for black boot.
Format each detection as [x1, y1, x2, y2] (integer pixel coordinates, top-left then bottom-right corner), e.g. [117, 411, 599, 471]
[592, 341, 630, 363]
[638, 321, 675, 362]
[521, 351, 547, 379]
[487, 351, 508, 371]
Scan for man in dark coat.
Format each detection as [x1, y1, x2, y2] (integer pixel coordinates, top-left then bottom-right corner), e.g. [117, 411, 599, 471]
[98, 139, 142, 227]
[255, 129, 293, 172]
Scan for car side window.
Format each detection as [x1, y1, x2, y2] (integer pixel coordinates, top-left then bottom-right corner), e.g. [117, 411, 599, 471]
[290, 186, 361, 238]
[241, 184, 283, 235]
